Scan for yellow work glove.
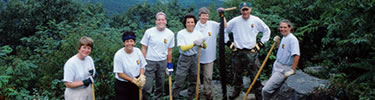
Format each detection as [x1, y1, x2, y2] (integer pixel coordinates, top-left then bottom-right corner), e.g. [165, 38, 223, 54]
[138, 74, 146, 87]
[229, 42, 237, 51]
[131, 77, 140, 86]
[180, 44, 194, 51]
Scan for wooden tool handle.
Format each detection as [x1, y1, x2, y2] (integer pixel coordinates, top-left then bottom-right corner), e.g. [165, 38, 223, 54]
[224, 7, 237, 11]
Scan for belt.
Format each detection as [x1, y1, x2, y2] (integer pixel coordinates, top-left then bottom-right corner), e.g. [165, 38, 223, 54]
[181, 54, 197, 57]
[236, 48, 257, 53]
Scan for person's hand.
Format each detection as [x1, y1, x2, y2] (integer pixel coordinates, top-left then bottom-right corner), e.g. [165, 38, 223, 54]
[252, 42, 264, 53]
[273, 36, 280, 43]
[82, 76, 94, 87]
[166, 63, 174, 76]
[88, 69, 97, 78]
[131, 77, 140, 86]
[229, 42, 237, 51]
[138, 74, 146, 87]
[194, 39, 205, 47]
[217, 7, 224, 13]
[284, 70, 295, 78]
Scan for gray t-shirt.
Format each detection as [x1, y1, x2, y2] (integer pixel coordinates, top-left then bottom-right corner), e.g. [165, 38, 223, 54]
[276, 33, 300, 65]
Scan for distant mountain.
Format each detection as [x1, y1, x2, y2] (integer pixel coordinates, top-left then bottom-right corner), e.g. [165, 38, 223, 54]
[78, 0, 224, 16]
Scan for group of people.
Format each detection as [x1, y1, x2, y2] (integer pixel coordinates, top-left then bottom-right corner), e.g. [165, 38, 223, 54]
[63, 2, 300, 100]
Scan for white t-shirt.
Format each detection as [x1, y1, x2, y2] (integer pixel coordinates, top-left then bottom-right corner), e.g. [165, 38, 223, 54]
[276, 33, 300, 66]
[225, 15, 271, 49]
[140, 27, 175, 61]
[177, 29, 204, 56]
[63, 55, 95, 87]
[195, 20, 220, 64]
[113, 47, 147, 82]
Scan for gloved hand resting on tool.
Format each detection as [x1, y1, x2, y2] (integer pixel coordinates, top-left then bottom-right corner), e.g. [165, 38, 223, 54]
[166, 63, 174, 76]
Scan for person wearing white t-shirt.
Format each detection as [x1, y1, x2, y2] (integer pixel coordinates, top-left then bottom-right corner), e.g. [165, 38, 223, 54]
[140, 12, 175, 100]
[63, 36, 96, 100]
[262, 20, 300, 100]
[225, 2, 271, 100]
[173, 13, 207, 100]
[194, 7, 225, 100]
[113, 31, 147, 100]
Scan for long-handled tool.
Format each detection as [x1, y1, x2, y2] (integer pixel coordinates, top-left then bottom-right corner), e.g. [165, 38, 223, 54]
[91, 83, 95, 100]
[243, 42, 277, 100]
[139, 88, 142, 100]
[88, 68, 96, 100]
[169, 75, 173, 100]
[218, 7, 237, 100]
[195, 47, 202, 100]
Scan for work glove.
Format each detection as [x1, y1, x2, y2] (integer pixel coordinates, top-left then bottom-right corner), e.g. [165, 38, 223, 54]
[82, 76, 94, 87]
[138, 74, 146, 87]
[229, 42, 237, 51]
[273, 36, 281, 43]
[284, 70, 295, 78]
[252, 42, 264, 53]
[217, 7, 225, 13]
[131, 77, 140, 86]
[166, 63, 174, 76]
[193, 39, 205, 47]
[88, 69, 98, 78]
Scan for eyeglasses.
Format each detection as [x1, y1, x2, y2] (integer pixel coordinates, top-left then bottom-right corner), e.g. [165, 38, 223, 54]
[242, 8, 249, 11]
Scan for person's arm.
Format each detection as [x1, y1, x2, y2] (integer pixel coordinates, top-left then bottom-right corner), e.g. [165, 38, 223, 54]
[118, 73, 134, 81]
[291, 55, 300, 70]
[167, 48, 173, 63]
[258, 19, 271, 44]
[142, 45, 147, 58]
[140, 68, 145, 75]
[65, 81, 84, 88]
[224, 17, 227, 28]
[180, 44, 194, 51]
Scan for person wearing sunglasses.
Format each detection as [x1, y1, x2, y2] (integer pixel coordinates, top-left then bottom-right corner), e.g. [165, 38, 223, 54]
[224, 2, 271, 100]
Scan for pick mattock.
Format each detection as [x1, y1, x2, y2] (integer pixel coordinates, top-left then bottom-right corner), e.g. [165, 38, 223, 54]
[169, 75, 173, 100]
[243, 42, 277, 100]
[195, 47, 202, 100]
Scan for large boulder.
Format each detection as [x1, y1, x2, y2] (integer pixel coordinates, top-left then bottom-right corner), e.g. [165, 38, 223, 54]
[271, 70, 330, 100]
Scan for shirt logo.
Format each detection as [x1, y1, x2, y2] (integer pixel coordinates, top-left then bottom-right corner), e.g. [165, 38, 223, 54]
[282, 44, 285, 48]
[137, 60, 140, 65]
[164, 38, 168, 44]
[251, 24, 254, 28]
[208, 32, 212, 36]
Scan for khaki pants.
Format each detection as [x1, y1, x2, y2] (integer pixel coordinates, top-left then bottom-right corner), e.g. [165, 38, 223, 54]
[64, 85, 93, 100]
[262, 61, 291, 100]
[201, 62, 213, 96]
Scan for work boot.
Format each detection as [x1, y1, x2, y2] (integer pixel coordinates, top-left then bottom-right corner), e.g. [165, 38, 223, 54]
[205, 93, 212, 100]
[229, 90, 240, 100]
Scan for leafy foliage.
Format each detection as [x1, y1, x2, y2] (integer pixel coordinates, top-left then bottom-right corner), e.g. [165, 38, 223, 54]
[0, 0, 374, 99]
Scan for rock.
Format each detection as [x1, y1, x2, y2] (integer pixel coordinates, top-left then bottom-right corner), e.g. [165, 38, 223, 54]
[304, 66, 325, 74]
[271, 70, 330, 100]
[178, 80, 256, 100]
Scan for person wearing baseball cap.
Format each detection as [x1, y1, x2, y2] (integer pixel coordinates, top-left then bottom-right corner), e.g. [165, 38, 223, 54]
[225, 2, 271, 100]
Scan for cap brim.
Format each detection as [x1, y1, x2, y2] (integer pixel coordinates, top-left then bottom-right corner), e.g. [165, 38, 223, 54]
[241, 6, 250, 10]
